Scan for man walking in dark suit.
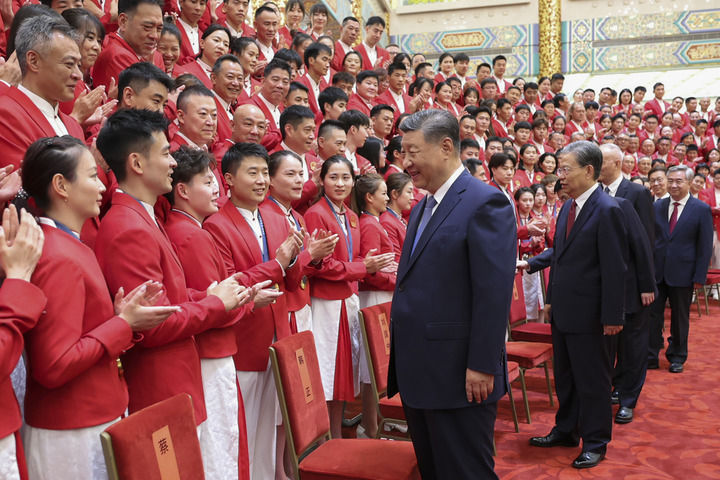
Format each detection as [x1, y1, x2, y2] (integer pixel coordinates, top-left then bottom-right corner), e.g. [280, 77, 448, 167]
[649, 165, 713, 373]
[387, 109, 517, 479]
[599, 143, 657, 424]
[526, 141, 628, 469]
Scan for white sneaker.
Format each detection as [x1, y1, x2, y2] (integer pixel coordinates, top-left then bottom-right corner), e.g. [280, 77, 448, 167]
[356, 424, 371, 438]
[384, 421, 408, 433]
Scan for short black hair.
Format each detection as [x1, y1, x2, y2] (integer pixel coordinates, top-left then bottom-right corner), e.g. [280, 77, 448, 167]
[279, 104, 314, 139]
[118, 0, 162, 15]
[22, 136, 86, 210]
[366, 16, 385, 28]
[551, 73, 565, 82]
[332, 71, 355, 86]
[118, 62, 174, 102]
[356, 70, 379, 85]
[488, 152, 513, 171]
[454, 53, 469, 63]
[274, 48, 302, 69]
[167, 146, 213, 204]
[461, 138, 480, 151]
[370, 104, 394, 118]
[318, 86, 348, 116]
[387, 62, 407, 76]
[264, 58, 292, 78]
[97, 109, 169, 182]
[177, 84, 214, 111]
[268, 150, 303, 177]
[492, 54, 506, 66]
[222, 142, 269, 175]
[339, 109, 370, 131]
[414, 62, 432, 77]
[514, 121, 532, 132]
[318, 119, 346, 138]
[303, 42, 332, 68]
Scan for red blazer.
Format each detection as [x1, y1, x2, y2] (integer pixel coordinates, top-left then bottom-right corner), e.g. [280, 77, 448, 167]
[644, 98, 670, 118]
[297, 73, 328, 118]
[59, 79, 90, 116]
[346, 93, 373, 117]
[613, 103, 633, 117]
[165, 209, 251, 358]
[700, 187, 720, 241]
[175, 20, 200, 66]
[220, 19, 255, 38]
[379, 208, 406, 263]
[277, 25, 294, 50]
[375, 89, 412, 122]
[331, 40, 351, 72]
[290, 152, 321, 214]
[26, 225, 132, 430]
[87, 0, 117, 33]
[0, 280, 46, 438]
[213, 95, 234, 146]
[174, 60, 213, 89]
[95, 191, 228, 424]
[358, 214, 396, 292]
[0, 87, 84, 170]
[260, 199, 317, 312]
[303, 198, 366, 300]
[242, 94, 282, 151]
[203, 201, 298, 371]
[512, 168, 544, 191]
[491, 117, 511, 139]
[564, 120, 588, 138]
[355, 42, 390, 70]
[93, 32, 165, 89]
[164, 0, 212, 31]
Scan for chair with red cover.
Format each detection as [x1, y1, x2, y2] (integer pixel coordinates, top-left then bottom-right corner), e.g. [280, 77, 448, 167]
[359, 302, 408, 440]
[693, 268, 720, 316]
[505, 360, 522, 432]
[510, 271, 552, 344]
[269, 331, 420, 480]
[100, 393, 204, 480]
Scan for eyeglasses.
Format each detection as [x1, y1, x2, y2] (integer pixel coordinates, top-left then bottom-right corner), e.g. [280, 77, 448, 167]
[556, 166, 582, 175]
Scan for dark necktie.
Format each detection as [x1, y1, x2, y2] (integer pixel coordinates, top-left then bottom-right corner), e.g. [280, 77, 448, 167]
[604, 185, 611, 194]
[669, 201, 680, 233]
[565, 200, 577, 239]
[411, 195, 437, 254]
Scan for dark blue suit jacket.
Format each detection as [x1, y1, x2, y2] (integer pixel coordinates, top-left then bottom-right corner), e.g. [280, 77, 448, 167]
[387, 170, 517, 409]
[616, 177, 654, 248]
[653, 196, 713, 287]
[546, 186, 628, 334]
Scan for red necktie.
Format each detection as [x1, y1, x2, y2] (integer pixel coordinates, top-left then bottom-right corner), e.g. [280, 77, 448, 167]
[669, 201, 680, 233]
[565, 200, 576, 239]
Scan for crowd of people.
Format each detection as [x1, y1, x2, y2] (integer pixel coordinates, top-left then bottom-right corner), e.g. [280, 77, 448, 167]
[0, 0, 718, 478]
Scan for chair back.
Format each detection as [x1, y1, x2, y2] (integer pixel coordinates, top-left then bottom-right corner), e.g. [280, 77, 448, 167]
[269, 331, 331, 462]
[100, 393, 204, 480]
[510, 272, 527, 325]
[359, 302, 392, 397]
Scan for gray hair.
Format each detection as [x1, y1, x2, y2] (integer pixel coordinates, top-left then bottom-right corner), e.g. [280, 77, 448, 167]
[667, 164, 694, 181]
[16, 16, 78, 76]
[600, 142, 623, 164]
[399, 109, 460, 154]
[558, 140, 602, 180]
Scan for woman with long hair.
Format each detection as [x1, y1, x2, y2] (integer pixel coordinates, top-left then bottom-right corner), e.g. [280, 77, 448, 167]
[231, 36, 261, 101]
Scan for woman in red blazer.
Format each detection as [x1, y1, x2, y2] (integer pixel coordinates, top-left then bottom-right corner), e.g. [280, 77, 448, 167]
[380, 172, 412, 262]
[515, 187, 546, 323]
[303, 155, 393, 439]
[174, 25, 231, 90]
[0, 205, 46, 480]
[21, 137, 177, 480]
[353, 173, 397, 439]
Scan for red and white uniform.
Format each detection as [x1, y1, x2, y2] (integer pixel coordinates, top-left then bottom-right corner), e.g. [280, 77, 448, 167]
[379, 207, 407, 263]
[93, 32, 165, 89]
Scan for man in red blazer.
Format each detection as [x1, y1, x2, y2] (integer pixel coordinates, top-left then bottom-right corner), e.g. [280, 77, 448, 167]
[331, 16, 361, 72]
[203, 142, 304, 480]
[318, 86, 348, 122]
[491, 54, 512, 97]
[374, 62, 421, 122]
[92, 0, 165, 89]
[253, 5, 278, 66]
[221, 0, 255, 38]
[339, 109, 377, 175]
[242, 59, 290, 151]
[275, 105, 318, 213]
[643, 82, 670, 118]
[0, 207, 46, 480]
[213, 103, 268, 167]
[175, 0, 205, 66]
[95, 109, 248, 426]
[565, 102, 590, 139]
[0, 17, 84, 170]
[211, 54, 243, 147]
[170, 85, 218, 152]
[355, 16, 390, 70]
[297, 42, 331, 117]
[346, 70, 379, 117]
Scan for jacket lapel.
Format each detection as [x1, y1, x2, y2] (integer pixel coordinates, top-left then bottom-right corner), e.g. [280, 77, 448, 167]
[557, 188, 600, 257]
[9, 87, 57, 136]
[222, 201, 263, 264]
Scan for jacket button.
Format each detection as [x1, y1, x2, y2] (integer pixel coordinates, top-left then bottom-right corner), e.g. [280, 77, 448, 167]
[398, 285, 405, 292]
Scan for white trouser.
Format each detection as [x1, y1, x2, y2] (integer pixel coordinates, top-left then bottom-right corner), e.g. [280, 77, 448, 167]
[0, 433, 20, 480]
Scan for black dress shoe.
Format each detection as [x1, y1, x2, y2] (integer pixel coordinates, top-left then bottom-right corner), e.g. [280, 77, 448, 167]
[647, 359, 659, 369]
[615, 406, 633, 424]
[572, 451, 605, 468]
[529, 430, 579, 448]
[669, 363, 684, 373]
[611, 391, 619, 405]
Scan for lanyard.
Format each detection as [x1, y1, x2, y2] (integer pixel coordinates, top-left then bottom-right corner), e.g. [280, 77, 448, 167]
[386, 207, 406, 227]
[41, 217, 81, 242]
[268, 196, 301, 231]
[325, 196, 352, 261]
[256, 210, 270, 262]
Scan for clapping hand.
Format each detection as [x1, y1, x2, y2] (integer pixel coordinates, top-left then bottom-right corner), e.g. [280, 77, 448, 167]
[115, 280, 180, 331]
[0, 205, 44, 281]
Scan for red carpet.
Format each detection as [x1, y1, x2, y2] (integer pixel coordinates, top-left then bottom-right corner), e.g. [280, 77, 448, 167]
[494, 298, 720, 479]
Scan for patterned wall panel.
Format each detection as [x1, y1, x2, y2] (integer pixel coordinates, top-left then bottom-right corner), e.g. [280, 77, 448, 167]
[392, 24, 540, 77]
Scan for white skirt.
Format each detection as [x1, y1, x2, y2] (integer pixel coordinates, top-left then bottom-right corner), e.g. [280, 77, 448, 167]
[358, 291, 393, 384]
[522, 270, 544, 320]
[291, 304, 313, 333]
[311, 295, 360, 401]
[199, 357, 239, 480]
[24, 417, 119, 480]
[0, 433, 20, 480]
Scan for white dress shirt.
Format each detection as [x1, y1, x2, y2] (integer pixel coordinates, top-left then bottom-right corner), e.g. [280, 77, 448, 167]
[18, 84, 68, 136]
[257, 41, 275, 61]
[430, 164, 465, 215]
[178, 18, 200, 55]
[667, 193, 690, 222]
[602, 174, 623, 197]
[573, 183, 599, 219]
[389, 89, 405, 114]
[362, 41, 377, 66]
[258, 93, 280, 127]
[237, 207, 264, 252]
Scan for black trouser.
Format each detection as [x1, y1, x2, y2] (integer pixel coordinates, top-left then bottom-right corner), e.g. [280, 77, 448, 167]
[613, 307, 650, 408]
[648, 281, 692, 364]
[402, 401, 498, 480]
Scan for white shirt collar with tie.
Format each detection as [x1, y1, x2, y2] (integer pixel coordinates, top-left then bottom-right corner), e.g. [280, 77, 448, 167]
[602, 174, 624, 197]
[667, 193, 690, 222]
[572, 182, 599, 219]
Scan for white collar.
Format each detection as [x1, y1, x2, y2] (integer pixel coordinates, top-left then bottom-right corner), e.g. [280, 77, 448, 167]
[603, 174, 624, 196]
[18, 84, 59, 117]
[117, 189, 158, 226]
[38, 217, 80, 239]
[432, 164, 465, 207]
[362, 41, 376, 52]
[176, 131, 201, 149]
[574, 182, 599, 213]
[671, 193, 690, 207]
[258, 92, 279, 113]
[178, 17, 198, 33]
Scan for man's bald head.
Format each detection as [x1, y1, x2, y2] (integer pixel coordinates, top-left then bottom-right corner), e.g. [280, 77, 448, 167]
[232, 104, 269, 144]
[599, 142, 623, 184]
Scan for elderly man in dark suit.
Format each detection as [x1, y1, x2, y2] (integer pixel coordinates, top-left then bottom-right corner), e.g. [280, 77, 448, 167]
[387, 109, 516, 479]
[649, 165, 713, 373]
[525, 141, 628, 469]
[599, 143, 657, 424]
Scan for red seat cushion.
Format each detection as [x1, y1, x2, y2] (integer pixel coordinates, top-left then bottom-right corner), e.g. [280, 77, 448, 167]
[512, 323, 552, 343]
[378, 393, 405, 420]
[506, 342, 554, 369]
[705, 273, 720, 284]
[299, 438, 420, 480]
[507, 361, 520, 383]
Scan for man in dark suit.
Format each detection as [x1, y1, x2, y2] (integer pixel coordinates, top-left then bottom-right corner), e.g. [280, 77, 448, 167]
[599, 143, 657, 424]
[526, 141, 628, 469]
[387, 109, 516, 479]
[649, 165, 713, 373]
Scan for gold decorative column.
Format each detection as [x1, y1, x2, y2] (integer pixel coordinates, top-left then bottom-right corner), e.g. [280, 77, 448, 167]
[352, 0, 363, 47]
[538, 0, 562, 77]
